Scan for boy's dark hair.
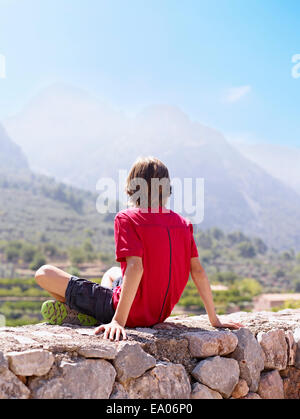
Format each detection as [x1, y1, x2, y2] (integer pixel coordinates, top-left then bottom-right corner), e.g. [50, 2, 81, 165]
[126, 156, 172, 208]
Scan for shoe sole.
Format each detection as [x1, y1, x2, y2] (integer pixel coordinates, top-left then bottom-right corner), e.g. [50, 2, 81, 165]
[41, 300, 98, 326]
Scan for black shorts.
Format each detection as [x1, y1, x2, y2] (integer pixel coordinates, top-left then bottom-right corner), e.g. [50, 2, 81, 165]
[65, 276, 123, 324]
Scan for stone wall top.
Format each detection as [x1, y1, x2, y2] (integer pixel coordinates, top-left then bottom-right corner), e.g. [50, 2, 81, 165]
[0, 309, 300, 399]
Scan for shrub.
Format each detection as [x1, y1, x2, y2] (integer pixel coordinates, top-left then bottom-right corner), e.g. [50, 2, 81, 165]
[29, 254, 47, 271]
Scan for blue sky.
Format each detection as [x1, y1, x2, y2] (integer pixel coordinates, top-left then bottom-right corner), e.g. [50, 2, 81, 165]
[0, 0, 299, 146]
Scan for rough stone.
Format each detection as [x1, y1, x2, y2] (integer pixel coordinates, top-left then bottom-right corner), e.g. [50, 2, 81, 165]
[192, 356, 240, 399]
[109, 382, 129, 399]
[141, 337, 192, 372]
[285, 330, 297, 366]
[0, 351, 8, 373]
[190, 382, 223, 399]
[257, 370, 284, 399]
[280, 367, 300, 399]
[113, 343, 156, 385]
[230, 328, 264, 392]
[257, 329, 288, 370]
[183, 330, 238, 358]
[0, 368, 30, 399]
[29, 358, 116, 399]
[6, 349, 54, 377]
[77, 344, 117, 359]
[294, 328, 300, 369]
[241, 392, 262, 399]
[231, 379, 249, 399]
[125, 362, 191, 399]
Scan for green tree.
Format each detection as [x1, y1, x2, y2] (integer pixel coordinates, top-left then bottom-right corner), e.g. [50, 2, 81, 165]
[237, 242, 256, 258]
[253, 238, 268, 255]
[68, 247, 85, 266]
[29, 253, 47, 271]
[21, 244, 37, 264]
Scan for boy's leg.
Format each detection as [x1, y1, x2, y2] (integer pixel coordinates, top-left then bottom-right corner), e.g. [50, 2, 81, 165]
[36, 265, 99, 326]
[35, 265, 71, 302]
[101, 266, 122, 289]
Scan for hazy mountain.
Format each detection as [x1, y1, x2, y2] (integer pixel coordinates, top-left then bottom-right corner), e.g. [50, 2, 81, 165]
[3, 84, 300, 250]
[0, 124, 29, 171]
[0, 124, 113, 251]
[231, 142, 300, 196]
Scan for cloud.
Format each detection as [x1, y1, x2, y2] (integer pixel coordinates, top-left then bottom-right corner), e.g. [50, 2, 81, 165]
[223, 85, 251, 104]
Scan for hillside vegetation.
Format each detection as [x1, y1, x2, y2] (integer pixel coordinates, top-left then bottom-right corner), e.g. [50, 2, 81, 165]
[1, 225, 300, 326]
[0, 170, 115, 255]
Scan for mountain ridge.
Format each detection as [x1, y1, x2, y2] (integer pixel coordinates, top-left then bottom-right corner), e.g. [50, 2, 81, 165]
[2, 85, 300, 250]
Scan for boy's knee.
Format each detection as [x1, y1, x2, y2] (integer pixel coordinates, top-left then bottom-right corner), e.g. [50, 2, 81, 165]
[35, 264, 54, 284]
[107, 266, 122, 280]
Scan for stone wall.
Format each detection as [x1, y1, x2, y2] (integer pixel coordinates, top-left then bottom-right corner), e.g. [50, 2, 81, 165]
[0, 309, 300, 399]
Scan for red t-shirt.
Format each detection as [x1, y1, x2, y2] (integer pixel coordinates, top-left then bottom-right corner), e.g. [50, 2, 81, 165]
[112, 207, 199, 328]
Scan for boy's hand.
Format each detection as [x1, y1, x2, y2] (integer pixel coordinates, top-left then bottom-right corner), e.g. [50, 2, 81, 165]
[94, 319, 127, 341]
[211, 317, 244, 330]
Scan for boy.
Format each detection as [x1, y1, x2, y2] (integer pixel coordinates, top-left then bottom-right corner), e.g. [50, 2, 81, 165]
[36, 157, 242, 341]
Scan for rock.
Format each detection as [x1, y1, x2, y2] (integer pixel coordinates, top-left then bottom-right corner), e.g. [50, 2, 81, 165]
[285, 331, 297, 366]
[0, 351, 8, 373]
[13, 335, 38, 345]
[190, 382, 222, 399]
[135, 328, 157, 335]
[241, 392, 262, 399]
[110, 382, 129, 399]
[77, 343, 117, 360]
[230, 328, 264, 392]
[183, 330, 238, 358]
[294, 328, 300, 369]
[30, 358, 116, 399]
[113, 343, 156, 385]
[280, 367, 300, 399]
[0, 368, 30, 399]
[231, 379, 249, 399]
[257, 370, 284, 399]
[142, 338, 191, 368]
[192, 356, 240, 399]
[125, 362, 191, 399]
[6, 349, 54, 377]
[257, 329, 288, 370]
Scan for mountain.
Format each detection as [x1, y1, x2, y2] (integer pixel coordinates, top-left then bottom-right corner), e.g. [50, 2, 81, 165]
[231, 142, 300, 196]
[0, 124, 29, 171]
[0, 123, 113, 251]
[3, 85, 300, 250]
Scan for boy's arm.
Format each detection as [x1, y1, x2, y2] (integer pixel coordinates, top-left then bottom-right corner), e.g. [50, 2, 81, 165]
[95, 256, 143, 340]
[190, 257, 243, 329]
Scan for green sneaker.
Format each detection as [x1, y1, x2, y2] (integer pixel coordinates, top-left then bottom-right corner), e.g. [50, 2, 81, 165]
[41, 300, 99, 326]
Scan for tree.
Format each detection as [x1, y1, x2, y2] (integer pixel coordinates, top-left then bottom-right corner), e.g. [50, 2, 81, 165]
[21, 244, 37, 264]
[253, 238, 268, 255]
[210, 227, 224, 241]
[68, 247, 85, 266]
[234, 278, 262, 297]
[29, 254, 47, 271]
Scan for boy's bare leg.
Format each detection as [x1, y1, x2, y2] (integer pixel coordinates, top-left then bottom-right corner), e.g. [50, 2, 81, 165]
[101, 267, 122, 289]
[35, 265, 71, 302]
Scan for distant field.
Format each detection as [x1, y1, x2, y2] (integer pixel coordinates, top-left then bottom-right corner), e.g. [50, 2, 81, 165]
[0, 277, 102, 326]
